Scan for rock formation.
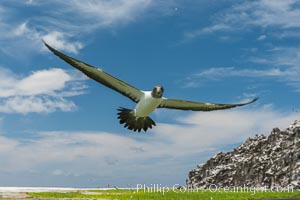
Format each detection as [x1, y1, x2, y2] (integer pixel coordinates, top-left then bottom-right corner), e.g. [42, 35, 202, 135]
[188, 120, 300, 189]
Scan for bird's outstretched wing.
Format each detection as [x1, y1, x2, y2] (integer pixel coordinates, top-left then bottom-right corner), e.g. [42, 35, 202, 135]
[158, 97, 258, 111]
[44, 42, 143, 103]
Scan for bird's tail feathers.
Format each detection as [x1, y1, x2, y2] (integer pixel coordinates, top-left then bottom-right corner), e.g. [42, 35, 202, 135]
[117, 107, 156, 132]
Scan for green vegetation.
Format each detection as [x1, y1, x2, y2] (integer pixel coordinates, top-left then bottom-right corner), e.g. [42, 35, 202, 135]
[29, 189, 300, 200]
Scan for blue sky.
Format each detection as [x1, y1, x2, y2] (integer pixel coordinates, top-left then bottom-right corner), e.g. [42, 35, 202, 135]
[0, 0, 300, 187]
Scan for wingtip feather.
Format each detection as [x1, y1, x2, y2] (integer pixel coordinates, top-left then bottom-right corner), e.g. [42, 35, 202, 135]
[249, 97, 259, 104]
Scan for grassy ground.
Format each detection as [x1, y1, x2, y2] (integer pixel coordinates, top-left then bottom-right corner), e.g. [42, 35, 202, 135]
[29, 189, 300, 200]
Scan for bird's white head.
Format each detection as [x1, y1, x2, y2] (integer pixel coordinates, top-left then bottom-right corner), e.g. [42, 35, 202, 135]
[151, 85, 164, 98]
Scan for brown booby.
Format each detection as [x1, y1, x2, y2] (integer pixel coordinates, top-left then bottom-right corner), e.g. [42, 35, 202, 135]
[44, 42, 258, 132]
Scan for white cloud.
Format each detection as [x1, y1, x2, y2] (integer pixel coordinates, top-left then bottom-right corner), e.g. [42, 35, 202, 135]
[257, 34, 266, 41]
[177, 1, 300, 98]
[184, 66, 300, 91]
[264, 46, 300, 67]
[185, 0, 300, 40]
[183, 24, 230, 40]
[68, 0, 153, 27]
[0, 96, 75, 114]
[0, 107, 299, 185]
[51, 0, 178, 28]
[0, 136, 18, 152]
[180, 1, 300, 92]
[249, 47, 300, 91]
[26, 0, 34, 5]
[0, 0, 176, 56]
[18, 68, 71, 96]
[195, 67, 287, 79]
[42, 31, 83, 54]
[0, 68, 74, 97]
[0, 20, 83, 56]
[0, 67, 86, 114]
[240, 0, 300, 29]
[8, 22, 83, 55]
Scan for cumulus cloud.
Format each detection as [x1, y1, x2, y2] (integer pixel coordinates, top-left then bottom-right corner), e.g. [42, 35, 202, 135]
[0, 68, 75, 97]
[0, 96, 75, 114]
[0, 107, 299, 186]
[0, 67, 86, 114]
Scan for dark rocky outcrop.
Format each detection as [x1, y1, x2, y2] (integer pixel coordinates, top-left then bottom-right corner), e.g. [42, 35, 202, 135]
[188, 120, 300, 189]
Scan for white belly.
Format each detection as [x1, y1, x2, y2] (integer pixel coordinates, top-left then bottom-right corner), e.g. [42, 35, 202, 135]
[135, 92, 163, 117]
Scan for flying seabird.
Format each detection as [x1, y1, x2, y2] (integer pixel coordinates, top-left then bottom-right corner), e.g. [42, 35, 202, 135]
[44, 42, 258, 132]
